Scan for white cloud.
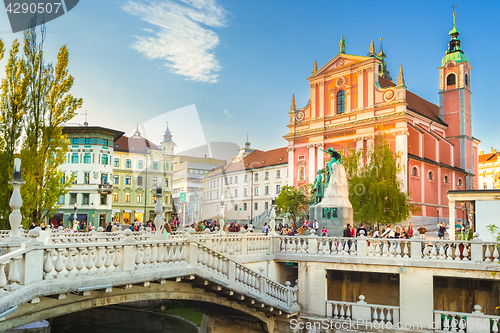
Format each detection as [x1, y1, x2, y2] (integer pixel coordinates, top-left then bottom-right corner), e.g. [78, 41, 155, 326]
[123, 0, 227, 83]
[222, 109, 232, 118]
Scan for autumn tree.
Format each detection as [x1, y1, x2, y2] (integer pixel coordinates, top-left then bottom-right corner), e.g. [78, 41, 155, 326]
[0, 23, 82, 227]
[344, 134, 411, 225]
[19, 24, 83, 226]
[275, 184, 311, 225]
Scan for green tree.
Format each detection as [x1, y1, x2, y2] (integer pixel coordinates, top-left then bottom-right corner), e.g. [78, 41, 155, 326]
[0, 38, 30, 228]
[275, 184, 311, 225]
[19, 24, 83, 226]
[344, 134, 411, 225]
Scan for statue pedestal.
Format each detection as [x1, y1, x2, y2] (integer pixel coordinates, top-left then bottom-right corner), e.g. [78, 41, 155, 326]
[310, 164, 352, 236]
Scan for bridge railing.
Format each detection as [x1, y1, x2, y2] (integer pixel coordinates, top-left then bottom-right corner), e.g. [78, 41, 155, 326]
[196, 233, 272, 256]
[434, 305, 500, 333]
[326, 295, 399, 326]
[0, 232, 298, 313]
[276, 235, 499, 265]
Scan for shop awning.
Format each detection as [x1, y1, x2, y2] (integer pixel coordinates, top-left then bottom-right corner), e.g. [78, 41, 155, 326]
[124, 210, 131, 213]
[112, 209, 119, 213]
[135, 210, 144, 213]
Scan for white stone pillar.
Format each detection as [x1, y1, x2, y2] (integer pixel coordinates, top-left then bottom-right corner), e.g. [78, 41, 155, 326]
[317, 144, 324, 171]
[310, 83, 316, 118]
[448, 200, 456, 241]
[308, 144, 316, 184]
[298, 261, 326, 316]
[318, 82, 325, 117]
[288, 147, 294, 187]
[357, 70, 364, 109]
[346, 87, 351, 113]
[399, 267, 434, 329]
[366, 67, 375, 107]
[395, 130, 408, 192]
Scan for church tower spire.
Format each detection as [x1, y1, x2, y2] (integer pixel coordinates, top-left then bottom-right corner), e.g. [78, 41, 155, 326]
[290, 94, 296, 112]
[397, 63, 405, 87]
[312, 60, 317, 73]
[377, 33, 392, 81]
[367, 40, 376, 57]
[439, 11, 474, 188]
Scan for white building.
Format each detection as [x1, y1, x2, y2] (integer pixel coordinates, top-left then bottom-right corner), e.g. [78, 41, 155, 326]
[202, 144, 288, 225]
[51, 124, 124, 228]
[478, 147, 500, 189]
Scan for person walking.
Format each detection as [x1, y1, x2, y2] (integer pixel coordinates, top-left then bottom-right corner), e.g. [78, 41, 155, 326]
[356, 223, 367, 237]
[160, 221, 172, 238]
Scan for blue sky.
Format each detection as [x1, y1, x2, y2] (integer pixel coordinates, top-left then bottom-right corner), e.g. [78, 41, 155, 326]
[0, 0, 499, 155]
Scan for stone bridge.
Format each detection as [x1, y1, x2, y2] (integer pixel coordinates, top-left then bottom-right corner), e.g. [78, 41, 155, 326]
[0, 231, 298, 332]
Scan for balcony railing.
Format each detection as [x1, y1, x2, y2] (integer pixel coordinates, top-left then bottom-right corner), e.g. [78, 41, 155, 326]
[98, 184, 113, 193]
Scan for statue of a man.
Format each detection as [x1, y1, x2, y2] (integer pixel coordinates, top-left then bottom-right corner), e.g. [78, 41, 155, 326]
[320, 148, 343, 188]
[313, 169, 324, 205]
[340, 36, 346, 54]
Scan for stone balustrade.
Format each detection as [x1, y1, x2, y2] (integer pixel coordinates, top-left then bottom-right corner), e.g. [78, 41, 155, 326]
[0, 232, 298, 316]
[275, 235, 499, 267]
[326, 296, 399, 326]
[434, 305, 500, 333]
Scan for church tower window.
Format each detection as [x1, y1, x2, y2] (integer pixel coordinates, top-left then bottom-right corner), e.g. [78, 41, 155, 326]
[465, 73, 469, 86]
[336, 90, 345, 115]
[446, 73, 456, 86]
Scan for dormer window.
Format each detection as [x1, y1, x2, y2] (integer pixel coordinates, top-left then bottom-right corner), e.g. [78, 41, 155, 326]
[446, 73, 456, 86]
[336, 90, 345, 115]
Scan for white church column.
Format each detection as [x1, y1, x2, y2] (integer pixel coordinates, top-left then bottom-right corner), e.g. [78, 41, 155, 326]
[318, 81, 325, 117]
[317, 143, 325, 171]
[308, 144, 316, 184]
[357, 69, 364, 109]
[395, 130, 409, 192]
[287, 147, 294, 187]
[448, 200, 456, 241]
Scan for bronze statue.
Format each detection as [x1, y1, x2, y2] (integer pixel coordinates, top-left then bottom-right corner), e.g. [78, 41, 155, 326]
[313, 169, 324, 205]
[320, 148, 342, 187]
[340, 36, 346, 54]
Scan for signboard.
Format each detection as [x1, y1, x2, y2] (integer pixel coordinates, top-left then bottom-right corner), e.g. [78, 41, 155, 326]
[180, 192, 188, 203]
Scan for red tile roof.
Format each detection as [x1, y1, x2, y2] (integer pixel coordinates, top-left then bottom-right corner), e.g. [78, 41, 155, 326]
[479, 152, 499, 163]
[378, 76, 446, 126]
[114, 135, 160, 153]
[208, 147, 288, 176]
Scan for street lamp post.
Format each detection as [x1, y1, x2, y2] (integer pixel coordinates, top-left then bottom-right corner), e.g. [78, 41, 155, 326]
[144, 148, 151, 223]
[153, 185, 164, 239]
[8, 158, 25, 242]
[73, 203, 78, 229]
[269, 196, 277, 236]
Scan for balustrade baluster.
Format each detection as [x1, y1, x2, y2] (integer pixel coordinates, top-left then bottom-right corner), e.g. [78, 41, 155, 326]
[395, 241, 402, 258]
[280, 239, 286, 252]
[368, 242, 374, 256]
[149, 245, 157, 267]
[201, 248, 208, 268]
[372, 307, 378, 323]
[94, 247, 104, 274]
[0, 262, 7, 288]
[462, 245, 469, 261]
[142, 245, 150, 268]
[458, 317, 466, 333]
[443, 314, 450, 331]
[54, 249, 65, 278]
[447, 244, 454, 260]
[103, 247, 113, 273]
[492, 319, 499, 333]
[485, 245, 492, 263]
[318, 240, 324, 254]
[423, 243, 430, 259]
[75, 248, 85, 276]
[217, 256, 224, 275]
[494, 246, 500, 262]
[212, 254, 219, 272]
[85, 247, 96, 274]
[339, 304, 345, 319]
[346, 305, 351, 319]
[65, 248, 76, 276]
[135, 246, 143, 269]
[379, 308, 385, 322]
[439, 243, 446, 259]
[112, 246, 121, 272]
[431, 243, 438, 260]
[175, 244, 183, 263]
[333, 304, 339, 319]
[375, 242, 381, 256]
[403, 242, 409, 258]
[382, 242, 389, 257]
[450, 316, 458, 332]
[386, 308, 392, 323]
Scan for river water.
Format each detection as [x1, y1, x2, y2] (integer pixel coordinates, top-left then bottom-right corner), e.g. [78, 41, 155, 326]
[50, 307, 198, 333]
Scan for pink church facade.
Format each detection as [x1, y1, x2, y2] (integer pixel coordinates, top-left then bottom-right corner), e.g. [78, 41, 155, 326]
[284, 19, 479, 226]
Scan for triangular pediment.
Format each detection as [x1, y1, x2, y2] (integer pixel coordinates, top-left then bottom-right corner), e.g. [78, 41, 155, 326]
[309, 53, 372, 79]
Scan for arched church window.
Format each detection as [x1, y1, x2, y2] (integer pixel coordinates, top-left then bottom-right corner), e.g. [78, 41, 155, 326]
[444, 175, 449, 183]
[458, 178, 463, 187]
[298, 166, 305, 182]
[427, 171, 434, 180]
[446, 73, 456, 86]
[465, 73, 469, 86]
[411, 167, 418, 177]
[336, 90, 345, 115]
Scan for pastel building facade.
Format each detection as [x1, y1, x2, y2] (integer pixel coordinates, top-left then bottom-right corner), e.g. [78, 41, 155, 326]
[478, 148, 500, 189]
[202, 144, 288, 226]
[285, 18, 479, 227]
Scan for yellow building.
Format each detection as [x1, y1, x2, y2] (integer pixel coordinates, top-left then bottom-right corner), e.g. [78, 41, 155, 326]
[478, 147, 500, 189]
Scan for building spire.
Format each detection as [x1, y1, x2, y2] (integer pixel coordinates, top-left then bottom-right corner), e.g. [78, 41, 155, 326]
[340, 36, 346, 54]
[377, 32, 392, 81]
[367, 40, 376, 57]
[397, 63, 406, 87]
[441, 10, 468, 66]
[133, 122, 141, 137]
[290, 94, 296, 112]
[312, 60, 317, 73]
